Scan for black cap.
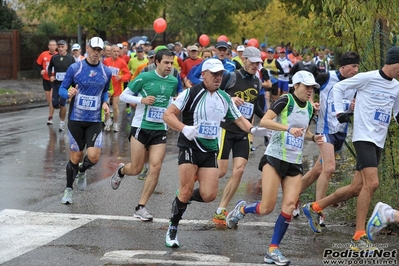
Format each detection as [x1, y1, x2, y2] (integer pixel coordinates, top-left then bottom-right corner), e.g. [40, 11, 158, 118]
[57, 40, 68, 45]
[136, 46, 144, 52]
[144, 41, 151, 45]
[216, 41, 228, 49]
[385, 46, 399, 65]
[147, 50, 155, 58]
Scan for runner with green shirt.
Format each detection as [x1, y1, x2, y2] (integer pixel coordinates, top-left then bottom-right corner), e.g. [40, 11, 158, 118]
[109, 48, 178, 221]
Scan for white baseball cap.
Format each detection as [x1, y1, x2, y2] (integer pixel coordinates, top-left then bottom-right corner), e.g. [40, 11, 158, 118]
[202, 59, 225, 72]
[89, 37, 104, 49]
[237, 45, 245, 52]
[72, 43, 80, 50]
[292, 71, 320, 88]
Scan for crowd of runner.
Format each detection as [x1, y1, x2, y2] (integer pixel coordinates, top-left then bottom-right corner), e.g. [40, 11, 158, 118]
[35, 37, 399, 265]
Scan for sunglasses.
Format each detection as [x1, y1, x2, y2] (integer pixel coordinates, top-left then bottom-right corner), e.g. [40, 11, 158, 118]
[209, 71, 224, 77]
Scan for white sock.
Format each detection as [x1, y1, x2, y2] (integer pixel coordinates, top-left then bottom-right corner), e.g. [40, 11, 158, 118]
[384, 208, 395, 222]
[216, 207, 226, 214]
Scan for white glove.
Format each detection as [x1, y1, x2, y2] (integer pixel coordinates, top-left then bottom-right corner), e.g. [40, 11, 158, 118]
[250, 126, 272, 137]
[182, 125, 199, 140]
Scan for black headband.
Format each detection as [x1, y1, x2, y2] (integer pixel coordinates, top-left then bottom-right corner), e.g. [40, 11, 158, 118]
[339, 57, 359, 66]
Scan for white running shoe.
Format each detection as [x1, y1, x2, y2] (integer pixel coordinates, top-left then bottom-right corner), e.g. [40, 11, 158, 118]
[61, 188, 73, 204]
[59, 121, 65, 131]
[104, 119, 112, 131]
[134, 207, 153, 221]
[76, 165, 87, 191]
[293, 200, 300, 218]
[367, 202, 391, 241]
[110, 163, 125, 190]
[226, 200, 246, 229]
[165, 225, 179, 248]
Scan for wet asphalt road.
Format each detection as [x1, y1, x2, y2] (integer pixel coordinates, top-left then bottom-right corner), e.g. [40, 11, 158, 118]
[0, 104, 397, 266]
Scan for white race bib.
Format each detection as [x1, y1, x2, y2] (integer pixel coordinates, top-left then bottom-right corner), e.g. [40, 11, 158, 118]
[108, 66, 120, 76]
[198, 121, 218, 139]
[237, 102, 254, 119]
[372, 107, 390, 127]
[55, 72, 66, 81]
[146, 106, 166, 123]
[284, 133, 304, 151]
[76, 94, 98, 111]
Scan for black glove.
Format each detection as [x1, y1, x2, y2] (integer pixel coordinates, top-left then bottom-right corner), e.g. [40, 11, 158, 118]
[284, 73, 288, 77]
[270, 70, 277, 75]
[336, 113, 351, 124]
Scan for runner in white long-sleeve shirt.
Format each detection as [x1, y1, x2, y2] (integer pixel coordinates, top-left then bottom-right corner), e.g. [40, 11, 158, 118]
[303, 46, 399, 252]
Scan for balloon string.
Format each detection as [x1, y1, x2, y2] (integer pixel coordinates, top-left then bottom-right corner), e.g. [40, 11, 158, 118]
[149, 34, 158, 44]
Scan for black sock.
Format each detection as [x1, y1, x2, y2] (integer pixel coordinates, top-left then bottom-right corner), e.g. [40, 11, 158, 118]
[66, 160, 79, 188]
[170, 197, 188, 226]
[136, 204, 145, 211]
[80, 155, 95, 172]
[118, 166, 125, 178]
[190, 188, 204, 202]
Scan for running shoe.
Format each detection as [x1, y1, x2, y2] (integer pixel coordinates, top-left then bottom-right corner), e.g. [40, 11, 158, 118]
[137, 165, 148, 180]
[47, 117, 53, 125]
[75, 164, 87, 191]
[165, 225, 180, 248]
[104, 119, 112, 131]
[61, 188, 73, 204]
[319, 213, 326, 227]
[110, 163, 125, 190]
[134, 207, 153, 221]
[226, 200, 246, 229]
[303, 203, 322, 233]
[350, 234, 377, 253]
[250, 142, 256, 151]
[126, 107, 132, 117]
[367, 202, 391, 241]
[264, 248, 290, 265]
[293, 200, 300, 218]
[213, 209, 228, 225]
[113, 123, 119, 132]
[59, 121, 65, 131]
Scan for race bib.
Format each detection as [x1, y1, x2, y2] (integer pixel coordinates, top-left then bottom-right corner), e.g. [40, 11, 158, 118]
[55, 72, 66, 81]
[76, 94, 98, 111]
[331, 100, 350, 114]
[285, 133, 304, 151]
[146, 106, 166, 123]
[108, 66, 120, 76]
[198, 121, 218, 139]
[237, 102, 254, 119]
[373, 107, 390, 127]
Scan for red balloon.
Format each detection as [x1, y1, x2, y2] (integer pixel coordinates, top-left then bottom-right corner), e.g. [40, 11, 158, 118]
[153, 18, 167, 34]
[261, 51, 267, 61]
[247, 38, 259, 48]
[199, 34, 210, 47]
[217, 35, 229, 42]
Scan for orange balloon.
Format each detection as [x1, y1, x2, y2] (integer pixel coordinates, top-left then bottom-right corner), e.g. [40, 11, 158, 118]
[261, 51, 267, 61]
[199, 34, 210, 47]
[153, 18, 167, 34]
[217, 35, 229, 42]
[247, 38, 259, 48]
